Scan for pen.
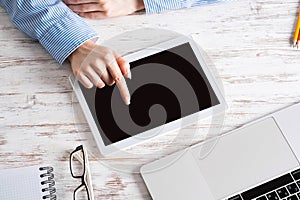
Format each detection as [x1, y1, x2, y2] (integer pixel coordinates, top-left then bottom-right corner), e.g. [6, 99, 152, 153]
[293, 10, 300, 47]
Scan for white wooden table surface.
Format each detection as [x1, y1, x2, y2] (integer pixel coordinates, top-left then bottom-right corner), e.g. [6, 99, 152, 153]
[1, 0, 300, 199]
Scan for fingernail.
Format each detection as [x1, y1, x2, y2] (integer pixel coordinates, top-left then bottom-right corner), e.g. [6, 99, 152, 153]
[125, 97, 131, 105]
[126, 70, 132, 80]
[98, 83, 105, 88]
[125, 63, 131, 79]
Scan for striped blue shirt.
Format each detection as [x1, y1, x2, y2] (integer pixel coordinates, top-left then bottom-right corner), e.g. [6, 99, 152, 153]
[143, 0, 230, 13]
[0, 0, 98, 64]
[0, 0, 228, 64]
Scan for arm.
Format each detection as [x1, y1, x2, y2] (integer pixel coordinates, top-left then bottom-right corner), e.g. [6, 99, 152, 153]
[0, 0, 131, 105]
[0, 0, 98, 64]
[143, 0, 227, 13]
[63, 0, 226, 19]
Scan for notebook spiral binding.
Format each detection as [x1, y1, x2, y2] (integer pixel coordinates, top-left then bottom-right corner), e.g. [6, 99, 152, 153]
[39, 167, 56, 200]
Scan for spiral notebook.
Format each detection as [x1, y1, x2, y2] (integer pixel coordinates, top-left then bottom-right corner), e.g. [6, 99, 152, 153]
[0, 165, 56, 200]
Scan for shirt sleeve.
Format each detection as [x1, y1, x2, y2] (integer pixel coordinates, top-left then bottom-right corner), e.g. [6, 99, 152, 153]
[143, 0, 230, 14]
[0, 0, 99, 64]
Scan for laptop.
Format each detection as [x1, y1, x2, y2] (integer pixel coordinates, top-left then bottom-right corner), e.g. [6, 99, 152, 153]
[140, 102, 300, 200]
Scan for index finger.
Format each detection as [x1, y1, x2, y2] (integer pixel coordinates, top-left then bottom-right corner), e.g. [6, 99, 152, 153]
[116, 77, 131, 105]
[116, 57, 131, 79]
[107, 60, 131, 105]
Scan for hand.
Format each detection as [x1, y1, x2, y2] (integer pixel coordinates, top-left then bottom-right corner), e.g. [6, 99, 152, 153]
[69, 40, 131, 105]
[63, 0, 145, 19]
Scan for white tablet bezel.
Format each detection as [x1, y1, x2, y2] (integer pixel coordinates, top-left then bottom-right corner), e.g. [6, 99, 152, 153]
[70, 36, 227, 156]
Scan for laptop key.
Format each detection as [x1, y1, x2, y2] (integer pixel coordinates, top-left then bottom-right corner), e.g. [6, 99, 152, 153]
[257, 196, 268, 200]
[242, 174, 293, 200]
[297, 192, 300, 198]
[228, 195, 242, 200]
[287, 195, 298, 200]
[297, 181, 300, 188]
[266, 191, 279, 200]
[287, 183, 299, 194]
[277, 187, 289, 198]
[291, 169, 300, 180]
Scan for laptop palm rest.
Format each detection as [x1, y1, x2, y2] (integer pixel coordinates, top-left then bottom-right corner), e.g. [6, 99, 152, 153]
[189, 117, 299, 199]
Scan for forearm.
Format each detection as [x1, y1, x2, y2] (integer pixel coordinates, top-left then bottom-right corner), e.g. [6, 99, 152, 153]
[143, 0, 228, 13]
[0, 0, 98, 64]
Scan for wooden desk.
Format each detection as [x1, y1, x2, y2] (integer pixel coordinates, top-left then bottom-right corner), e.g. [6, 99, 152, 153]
[1, 0, 300, 199]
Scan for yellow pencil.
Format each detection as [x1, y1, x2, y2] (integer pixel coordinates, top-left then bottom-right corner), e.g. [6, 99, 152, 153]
[297, 28, 300, 48]
[293, 10, 300, 47]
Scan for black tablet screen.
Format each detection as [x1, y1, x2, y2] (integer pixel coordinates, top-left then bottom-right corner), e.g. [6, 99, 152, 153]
[79, 43, 220, 145]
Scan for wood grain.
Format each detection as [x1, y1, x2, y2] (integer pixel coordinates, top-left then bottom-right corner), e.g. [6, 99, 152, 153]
[1, 0, 300, 199]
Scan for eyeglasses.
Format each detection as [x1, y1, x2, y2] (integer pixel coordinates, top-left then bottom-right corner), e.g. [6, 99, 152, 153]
[69, 145, 94, 200]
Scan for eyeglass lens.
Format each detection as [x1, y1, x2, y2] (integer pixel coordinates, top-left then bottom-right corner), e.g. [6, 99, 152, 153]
[70, 148, 85, 178]
[74, 184, 90, 200]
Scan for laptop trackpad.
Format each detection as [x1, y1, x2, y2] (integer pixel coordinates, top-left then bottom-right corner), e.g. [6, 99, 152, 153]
[190, 118, 299, 199]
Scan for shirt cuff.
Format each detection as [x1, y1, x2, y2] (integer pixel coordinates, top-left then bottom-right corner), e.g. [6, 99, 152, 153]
[143, 0, 184, 13]
[39, 13, 98, 64]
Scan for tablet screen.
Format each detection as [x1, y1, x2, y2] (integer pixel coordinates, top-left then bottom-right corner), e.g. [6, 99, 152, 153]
[79, 43, 220, 146]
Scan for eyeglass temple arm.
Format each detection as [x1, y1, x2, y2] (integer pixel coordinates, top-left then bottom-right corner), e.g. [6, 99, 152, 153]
[72, 150, 95, 200]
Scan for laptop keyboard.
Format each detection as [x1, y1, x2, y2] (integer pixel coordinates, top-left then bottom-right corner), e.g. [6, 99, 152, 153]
[228, 168, 300, 200]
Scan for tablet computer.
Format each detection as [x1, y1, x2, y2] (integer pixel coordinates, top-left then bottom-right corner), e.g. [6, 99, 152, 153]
[70, 37, 226, 156]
